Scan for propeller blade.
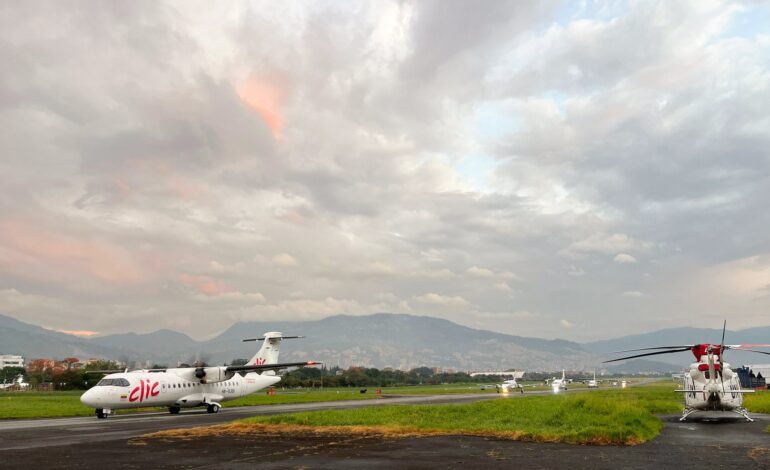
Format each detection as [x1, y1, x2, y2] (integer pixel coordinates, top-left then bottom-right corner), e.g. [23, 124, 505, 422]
[734, 348, 770, 356]
[719, 320, 726, 394]
[720, 320, 726, 352]
[609, 346, 694, 353]
[725, 344, 770, 350]
[603, 347, 693, 363]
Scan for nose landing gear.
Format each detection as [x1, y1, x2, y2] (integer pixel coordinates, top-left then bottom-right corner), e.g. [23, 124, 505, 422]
[95, 409, 111, 419]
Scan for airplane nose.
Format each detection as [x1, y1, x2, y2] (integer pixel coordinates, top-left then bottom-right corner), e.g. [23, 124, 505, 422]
[80, 389, 100, 407]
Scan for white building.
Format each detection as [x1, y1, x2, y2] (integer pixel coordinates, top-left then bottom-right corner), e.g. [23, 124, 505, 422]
[0, 355, 24, 369]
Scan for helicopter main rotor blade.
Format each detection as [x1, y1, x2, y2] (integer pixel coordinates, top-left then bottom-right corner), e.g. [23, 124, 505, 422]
[603, 347, 693, 363]
[719, 320, 726, 394]
[725, 344, 770, 350]
[733, 348, 770, 356]
[609, 346, 695, 354]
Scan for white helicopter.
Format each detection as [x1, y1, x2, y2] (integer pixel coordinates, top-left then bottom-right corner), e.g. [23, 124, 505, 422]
[80, 332, 319, 419]
[604, 322, 770, 421]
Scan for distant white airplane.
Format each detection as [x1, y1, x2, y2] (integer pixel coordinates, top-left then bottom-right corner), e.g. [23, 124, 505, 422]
[0, 375, 29, 390]
[495, 377, 524, 394]
[550, 369, 567, 392]
[80, 332, 319, 419]
[587, 371, 598, 389]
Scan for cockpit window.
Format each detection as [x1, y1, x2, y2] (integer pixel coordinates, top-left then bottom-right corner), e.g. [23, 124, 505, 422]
[96, 378, 130, 387]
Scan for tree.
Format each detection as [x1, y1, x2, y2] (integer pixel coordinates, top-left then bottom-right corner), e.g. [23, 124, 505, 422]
[1, 366, 26, 383]
[62, 357, 80, 370]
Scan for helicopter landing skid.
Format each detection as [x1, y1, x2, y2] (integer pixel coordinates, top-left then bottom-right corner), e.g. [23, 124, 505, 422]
[679, 408, 698, 421]
[732, 407, 753, 422]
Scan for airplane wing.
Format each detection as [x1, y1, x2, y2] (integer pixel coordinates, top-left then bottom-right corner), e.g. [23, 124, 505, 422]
[226, 361, 321, 373]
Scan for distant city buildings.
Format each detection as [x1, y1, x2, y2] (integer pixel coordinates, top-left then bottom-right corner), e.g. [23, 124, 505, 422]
[0, 355, 24, 368]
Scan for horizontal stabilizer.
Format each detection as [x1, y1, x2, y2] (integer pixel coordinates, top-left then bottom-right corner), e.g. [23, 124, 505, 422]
[242, 335, 305, 342]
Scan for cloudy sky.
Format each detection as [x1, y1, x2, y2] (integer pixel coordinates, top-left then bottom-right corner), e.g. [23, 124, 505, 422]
[1, 0, 770, 341]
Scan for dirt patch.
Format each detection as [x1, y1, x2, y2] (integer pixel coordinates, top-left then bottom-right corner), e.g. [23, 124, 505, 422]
[132, 422, 636, 446]
[748, 446, 770, 465]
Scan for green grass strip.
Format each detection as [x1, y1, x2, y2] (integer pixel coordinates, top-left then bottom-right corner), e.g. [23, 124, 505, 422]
[239, 383, 684, 445]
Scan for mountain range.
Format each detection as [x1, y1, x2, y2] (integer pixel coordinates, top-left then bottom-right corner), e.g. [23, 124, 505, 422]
[2, 313, 768, 372]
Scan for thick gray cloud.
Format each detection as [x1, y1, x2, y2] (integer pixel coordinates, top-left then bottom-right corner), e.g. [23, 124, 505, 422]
[1, 0, 769, 341]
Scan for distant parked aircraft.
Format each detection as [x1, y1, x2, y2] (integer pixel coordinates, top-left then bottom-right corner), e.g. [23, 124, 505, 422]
[0, 375, 29, 390]
[549, 369, 567, 392]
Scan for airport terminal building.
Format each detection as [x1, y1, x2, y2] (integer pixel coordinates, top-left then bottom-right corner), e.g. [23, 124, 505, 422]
[0, 355, 24, 369]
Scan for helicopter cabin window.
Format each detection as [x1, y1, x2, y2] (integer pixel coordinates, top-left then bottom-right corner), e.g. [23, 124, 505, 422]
[704, 370, 721, 379]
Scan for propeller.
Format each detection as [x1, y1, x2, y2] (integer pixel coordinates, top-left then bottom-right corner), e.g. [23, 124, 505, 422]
[719, 320, 726, 394]
[732, 348, 770, 356]
[602, 347, 693, 363]
[603, 322, 770, 366]
[609, 346, 694, 353]
[724, 344, 770, 350]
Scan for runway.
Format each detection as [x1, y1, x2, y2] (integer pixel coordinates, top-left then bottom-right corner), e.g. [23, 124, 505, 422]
[0, 392, 518, 451]
[2, 390, 768, 469]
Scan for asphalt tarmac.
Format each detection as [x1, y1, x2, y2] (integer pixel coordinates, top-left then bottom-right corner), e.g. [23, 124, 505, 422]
[0, 393, 503, 451]
[1, 393, 769, 469]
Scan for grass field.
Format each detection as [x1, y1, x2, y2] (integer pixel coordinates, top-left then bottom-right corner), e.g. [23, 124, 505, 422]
[0, 382, 582, 419]
[186, 383, 685, 445]
[0, 388, 381, 419]
[744, 390, 770, 414]
[0, 384, 494, 419]
[0, 391, 93, 419]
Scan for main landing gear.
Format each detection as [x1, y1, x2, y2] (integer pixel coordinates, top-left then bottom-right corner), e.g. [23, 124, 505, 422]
[168, 406, 181, 414]
[206, 403, 221, 414]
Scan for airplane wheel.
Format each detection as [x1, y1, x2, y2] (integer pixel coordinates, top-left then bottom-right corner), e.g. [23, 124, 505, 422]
[168, 406, 181, 415]
[96, 409, 106, 419]
[207, 404, 220, 414]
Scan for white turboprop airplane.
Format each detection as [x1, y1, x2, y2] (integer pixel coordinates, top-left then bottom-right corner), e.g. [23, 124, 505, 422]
[495, 377, 524, 394]
[550, 369, 567, 392]
[80, 332, 318, 419]
[587, 371, 598, 389]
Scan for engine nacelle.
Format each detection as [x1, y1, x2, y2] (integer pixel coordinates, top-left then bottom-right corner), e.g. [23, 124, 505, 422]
[175, 366, 234, 384]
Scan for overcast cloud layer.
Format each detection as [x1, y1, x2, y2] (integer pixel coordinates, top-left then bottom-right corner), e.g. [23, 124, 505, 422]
[1, 0, 770, 341]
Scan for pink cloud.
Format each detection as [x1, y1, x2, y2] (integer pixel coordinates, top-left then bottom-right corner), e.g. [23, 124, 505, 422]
[56, 329, 100, 337]
[237, 73, 290, 139]
[0, 219, 146, 285]
[178, 273, 233, 296]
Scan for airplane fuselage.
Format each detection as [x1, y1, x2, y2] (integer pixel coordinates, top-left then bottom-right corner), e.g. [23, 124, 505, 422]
[80, 369, 280, 411]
